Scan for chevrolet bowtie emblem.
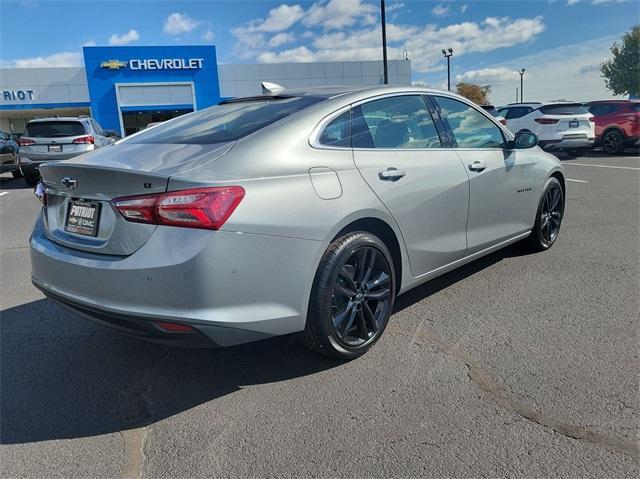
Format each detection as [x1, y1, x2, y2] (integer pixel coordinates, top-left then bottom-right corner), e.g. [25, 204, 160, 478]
[62, 177, 77, 189]
[100, 59, 128, 70]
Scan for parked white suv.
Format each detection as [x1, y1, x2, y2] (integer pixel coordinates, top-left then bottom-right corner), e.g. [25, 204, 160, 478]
[498, 102, 595, 157]
[18, 116, 116, 185]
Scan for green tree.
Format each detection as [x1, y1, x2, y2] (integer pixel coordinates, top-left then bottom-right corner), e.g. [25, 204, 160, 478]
[456, 82, 491, 105]
[601, 25, 640, 97]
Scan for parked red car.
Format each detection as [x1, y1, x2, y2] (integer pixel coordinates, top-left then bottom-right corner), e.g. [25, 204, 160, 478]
[584, 100, 640, 155]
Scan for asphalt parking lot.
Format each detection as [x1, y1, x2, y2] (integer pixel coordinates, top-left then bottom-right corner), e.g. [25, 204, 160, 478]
[1, 151, 638, 478]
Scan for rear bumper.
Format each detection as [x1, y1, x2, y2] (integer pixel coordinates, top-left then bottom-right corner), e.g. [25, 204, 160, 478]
[30, 213, 326, 347]
[539, 135, 595, 151]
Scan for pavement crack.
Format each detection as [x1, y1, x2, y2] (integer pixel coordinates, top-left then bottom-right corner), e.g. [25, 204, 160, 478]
[117, 349, 169, 479]
[388, 325, 640, 459]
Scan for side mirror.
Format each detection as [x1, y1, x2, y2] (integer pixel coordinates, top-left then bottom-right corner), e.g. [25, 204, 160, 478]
[512, 131, 538, 149]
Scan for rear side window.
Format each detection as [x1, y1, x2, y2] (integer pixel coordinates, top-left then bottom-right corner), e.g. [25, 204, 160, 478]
[319, 110, 351, 147]
[434, 96, 506, 149]
[539, 104, 588, 115]
[352, 95, 442, 149]
[25, 121, 86, 138]
[127, 96, 323, 145]
[504, 106, 533, 119]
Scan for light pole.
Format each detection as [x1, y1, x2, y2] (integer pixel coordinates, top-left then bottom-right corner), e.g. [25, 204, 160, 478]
[442, 48, 453, 91]
[381, 0, 389, 85]
[519, 68, 525, 103]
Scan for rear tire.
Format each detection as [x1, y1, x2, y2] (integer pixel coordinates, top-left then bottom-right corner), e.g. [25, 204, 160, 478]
[601, 130, 624, 155]
[524, 177, 564, 252]
[24, 172, 39, 186]
[11, 169, 23, 179]
[302, 231, 396, 360]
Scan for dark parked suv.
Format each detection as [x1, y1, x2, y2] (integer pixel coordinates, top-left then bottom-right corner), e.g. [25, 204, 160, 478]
[18, 116, 115, 185]
[585, 100, 640, 155]
[0, 130, 20, 178]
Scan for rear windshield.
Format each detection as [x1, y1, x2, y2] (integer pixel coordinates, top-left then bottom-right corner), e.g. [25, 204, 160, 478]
[539, 104, 589, 115]
[25, 121, 86, 138]
[127, 96, 323, 145]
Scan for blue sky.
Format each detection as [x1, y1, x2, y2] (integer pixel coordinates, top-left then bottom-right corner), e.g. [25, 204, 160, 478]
[0, 0, 636, 104]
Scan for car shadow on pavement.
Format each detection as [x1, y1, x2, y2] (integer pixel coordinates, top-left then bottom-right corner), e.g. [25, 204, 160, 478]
[0, 299, 342, 445]
[1, 243, 528, 445]
[0, 176, 30, 190]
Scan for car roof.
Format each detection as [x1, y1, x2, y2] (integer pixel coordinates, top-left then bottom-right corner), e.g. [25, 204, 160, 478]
[585, 99, 640, 104]
[27, 116, 88, 123]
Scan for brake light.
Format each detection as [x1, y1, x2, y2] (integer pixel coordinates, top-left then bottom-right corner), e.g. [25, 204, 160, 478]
[589, 117, 595, 122]
[112, 186, 245, 230]
[154, 321, 195, 332]
[500, 119, 507, 125]
[18, 138, 35, 146]
[72, 135, 94, 144]
[534, 118, 559, 125]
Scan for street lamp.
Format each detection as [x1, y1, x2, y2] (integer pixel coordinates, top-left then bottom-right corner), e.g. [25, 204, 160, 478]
[442, 48, 453, 91]
[381, 0, 389, 85]
[519, 68, 525, 103]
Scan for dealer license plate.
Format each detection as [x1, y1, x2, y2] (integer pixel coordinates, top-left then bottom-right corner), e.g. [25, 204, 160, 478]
[65, 201, 100, 237]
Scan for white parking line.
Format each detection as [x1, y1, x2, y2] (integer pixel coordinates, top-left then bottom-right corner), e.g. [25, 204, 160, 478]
[565, 163, 640, 171]
[566, 178, 588, 183]
[0, 192, 9, 197]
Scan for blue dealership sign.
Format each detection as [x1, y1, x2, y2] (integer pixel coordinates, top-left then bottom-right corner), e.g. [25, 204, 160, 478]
[83, 45, 221, 134]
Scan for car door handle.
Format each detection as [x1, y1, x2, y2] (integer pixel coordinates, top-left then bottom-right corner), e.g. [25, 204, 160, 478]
[468, 161, 486, 172]
[378, 167, 406, 181]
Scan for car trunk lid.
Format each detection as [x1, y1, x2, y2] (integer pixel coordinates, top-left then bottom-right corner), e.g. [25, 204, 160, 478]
[38, 142, 233, 256]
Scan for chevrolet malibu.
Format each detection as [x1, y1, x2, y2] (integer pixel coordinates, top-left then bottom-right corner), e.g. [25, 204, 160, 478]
[30, 86, 565, 359]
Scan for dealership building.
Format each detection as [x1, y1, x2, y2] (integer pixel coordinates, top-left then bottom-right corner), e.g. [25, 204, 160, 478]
[0, 45, 411, 136]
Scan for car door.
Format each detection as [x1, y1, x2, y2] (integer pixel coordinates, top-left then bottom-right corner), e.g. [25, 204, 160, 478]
[432, 95, 538, 254]
[351, 94, 470, 277]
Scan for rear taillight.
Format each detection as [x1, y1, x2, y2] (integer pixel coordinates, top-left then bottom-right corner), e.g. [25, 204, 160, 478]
[589, 117, 595, 122]
[18, 138, 35, 146]
[534, 118, 559, 125]
[112, 186, 245, 230]
[72, 135, 94, 144]
[500, 119, 507, 125]
[154, 321, 195, 332]
[34, 182, 47, 206]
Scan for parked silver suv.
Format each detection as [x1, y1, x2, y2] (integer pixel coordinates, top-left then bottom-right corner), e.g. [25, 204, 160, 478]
[19, 116, 115, 185]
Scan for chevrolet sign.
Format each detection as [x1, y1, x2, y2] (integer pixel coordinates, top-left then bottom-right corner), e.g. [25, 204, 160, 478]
[100, 60, 128, 70]
[129, 58, 204, 70]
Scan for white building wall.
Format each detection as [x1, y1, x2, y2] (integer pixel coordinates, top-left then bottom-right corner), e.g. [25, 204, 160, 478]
[218, 60, 411, 98]
[0, 67, 89, 105]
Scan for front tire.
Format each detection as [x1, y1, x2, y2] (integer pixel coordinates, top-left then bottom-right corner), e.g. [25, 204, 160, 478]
[524, 177, 564, 252]
[601, 130, 624, 155]
[564, 148, 587, 158]
[302, 232, 396, 360]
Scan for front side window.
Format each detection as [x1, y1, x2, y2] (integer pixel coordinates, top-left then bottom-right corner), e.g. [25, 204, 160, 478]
[318, 110, 351, 147]
[433, 96, 506, 149]
[352, 95, 442, 149]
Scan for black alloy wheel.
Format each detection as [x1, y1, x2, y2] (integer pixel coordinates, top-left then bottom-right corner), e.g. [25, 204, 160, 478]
[602, 130, 624, 155]
[525, 177, 564, 251]
[303, 232, 396, 359]
[330, 246, 392, 348]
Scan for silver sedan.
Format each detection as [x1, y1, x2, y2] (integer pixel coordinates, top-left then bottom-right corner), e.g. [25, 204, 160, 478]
[30, 86, 565, 359]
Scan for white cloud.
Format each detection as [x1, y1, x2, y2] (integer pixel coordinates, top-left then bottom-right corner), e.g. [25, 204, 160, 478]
[203, 30, 215, 42]
[481, 34, 624, 105]
[267, 32, 295, 48]
[460, 4, 468, 14]
[83, 40, 96, 47]
[456, 67, 519, 84]
[567, 0, 580, 5]
[432, 4, 451, 17]
[109, 29, 140, 46]
[1, 51, 83, 68]
[163, 12, 200, 35]
[303, 0, 376, 30]
[249, 4, 305, 32]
